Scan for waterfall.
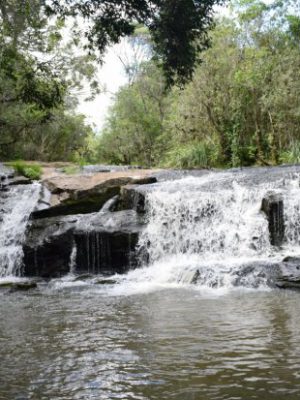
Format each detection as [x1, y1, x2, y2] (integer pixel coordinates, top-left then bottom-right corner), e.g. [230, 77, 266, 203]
[69, 242, 77, 275]
[0, 183, 41, 277]
[126, 171, 300, 290]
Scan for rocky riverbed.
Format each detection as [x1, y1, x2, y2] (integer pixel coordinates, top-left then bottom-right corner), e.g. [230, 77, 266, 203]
[1, 163, 300, 291]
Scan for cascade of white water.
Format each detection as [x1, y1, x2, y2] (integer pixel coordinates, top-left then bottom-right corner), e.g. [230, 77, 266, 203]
[69, 242, 77, 275]
[0, 183, 41, 277]
[128, 172, 300, 289]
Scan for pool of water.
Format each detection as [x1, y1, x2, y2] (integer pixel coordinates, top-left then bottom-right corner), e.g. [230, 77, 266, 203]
[1, 284, 300, 400]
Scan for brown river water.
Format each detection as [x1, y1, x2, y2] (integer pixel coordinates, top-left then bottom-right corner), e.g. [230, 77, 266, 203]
[1, 285, 300, 400]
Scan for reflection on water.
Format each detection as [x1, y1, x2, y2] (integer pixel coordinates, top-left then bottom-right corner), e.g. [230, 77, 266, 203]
[1, 287, 300, 400]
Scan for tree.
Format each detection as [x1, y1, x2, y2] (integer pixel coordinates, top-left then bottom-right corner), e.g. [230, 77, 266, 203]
[98, 0, 300, 169]
[97, 62, 169, 166]
[167, 0, 300, 167]
[44, 0, 224, 86]
[0, 1, 97, 161]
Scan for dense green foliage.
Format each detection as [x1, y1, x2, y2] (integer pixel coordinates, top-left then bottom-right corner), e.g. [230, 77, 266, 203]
[98, 63, 169, 166]
[1, 0, 300, 169]
[0, 0, 98, 162]
[98, 1, 300, 168]
[0, 0, 222, 163]
[45, 0, 222, 87]
[9, 161, 42, 180]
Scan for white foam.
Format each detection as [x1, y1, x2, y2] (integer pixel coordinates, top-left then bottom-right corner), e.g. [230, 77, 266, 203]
[118, 172, 300, 293]
[0, 183, 41, 277]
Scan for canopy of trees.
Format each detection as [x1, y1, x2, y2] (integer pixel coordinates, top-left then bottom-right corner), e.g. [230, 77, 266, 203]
[0, 0, 222, 162]
[98, 0, 300, 168]
[0, 0, 99, 161]
[1, 0, 299, 168]
[45, 0, 223, 86]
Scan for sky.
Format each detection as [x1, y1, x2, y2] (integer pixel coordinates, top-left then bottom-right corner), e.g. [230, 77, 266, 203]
[76, 0, 282, 132]
[75, 3, 233, 132]
[76, 40, 134, 132]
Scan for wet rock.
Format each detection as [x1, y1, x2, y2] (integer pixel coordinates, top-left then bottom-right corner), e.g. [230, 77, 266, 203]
[73, 274, 94, 281]
[276, 277, 300, 289]
[0, 281, 37, 291]
[118, 184, 148, 213]
[261, 192, 285, 246]
[74, 210, 144, 275]
[275, 256, 300, 289]
[31, 186, 120, 219]
[0, 164, 14, 180]
[93, 277, 117, 285]
[75, 231, 139, 275]
[23, 215, 78, 278]
[23, 209, 144, 278]
[0, 164, 14, 192]
[9, 176, 32, 185]
[33, 175, 157, 219]
[191, 269, 200, 284]
[282, 256, 300, 266]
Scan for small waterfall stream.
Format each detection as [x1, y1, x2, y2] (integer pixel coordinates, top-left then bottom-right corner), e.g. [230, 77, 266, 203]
[0, 182, 41, 277]
[123, 171, 300, 290]
[1, 164, 300, 289]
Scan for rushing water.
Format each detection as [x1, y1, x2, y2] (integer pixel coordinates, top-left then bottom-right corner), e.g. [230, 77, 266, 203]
[1, 167, 300, 399]
[1, 286, 300, 400]
[129, 170, 300, 290]
[0, 183, 41, 277]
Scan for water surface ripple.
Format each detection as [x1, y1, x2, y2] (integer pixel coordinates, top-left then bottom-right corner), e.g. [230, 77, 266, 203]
[1, 287, 300, 400]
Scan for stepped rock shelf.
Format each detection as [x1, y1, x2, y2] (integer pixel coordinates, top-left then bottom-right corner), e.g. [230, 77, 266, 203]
[1, 163, 300, 290]
[24, 165, 158, 277]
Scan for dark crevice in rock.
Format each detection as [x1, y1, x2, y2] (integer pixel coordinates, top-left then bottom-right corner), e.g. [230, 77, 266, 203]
[23, 209, 145, 278]
[23, 215, 78, 278]
[74, 231, 139, 275]
[261, 192, 285, 246]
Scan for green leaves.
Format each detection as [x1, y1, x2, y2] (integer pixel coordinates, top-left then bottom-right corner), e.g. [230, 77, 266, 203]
[97, 62, 168, 166]
[0, 1, 96, 161]
[9, 161, 42, 180]
[43, 0, 222, 87]
[98, 0, 300, 169]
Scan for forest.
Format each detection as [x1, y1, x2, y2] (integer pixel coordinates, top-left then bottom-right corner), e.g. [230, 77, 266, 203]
[1, 0, 300, 169]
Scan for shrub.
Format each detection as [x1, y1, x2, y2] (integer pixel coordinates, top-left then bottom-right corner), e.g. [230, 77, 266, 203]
[279, 142, 300, 165]
[60, 165, 81, 175]
[164, 141, 221, 169]
[9, 161, 42, 180]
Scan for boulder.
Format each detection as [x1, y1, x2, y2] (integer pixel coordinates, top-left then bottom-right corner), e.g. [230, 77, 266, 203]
[0, 280, 38, 292]
[118, 184, 147, 213]
[9, 176, 32, 186]
[32, 174, 157, 219]
[23, 209, 145, 278]
[275, 256, 300, 289]
[23, 215, 79, 278]
[261, 192, 285, 246]
[75, 230, 139, 275]
[74, 210, 144, 275]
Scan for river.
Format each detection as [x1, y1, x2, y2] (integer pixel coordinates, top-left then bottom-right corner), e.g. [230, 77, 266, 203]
[1, 284, 300, 400]
[1, 165, 300, 399]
